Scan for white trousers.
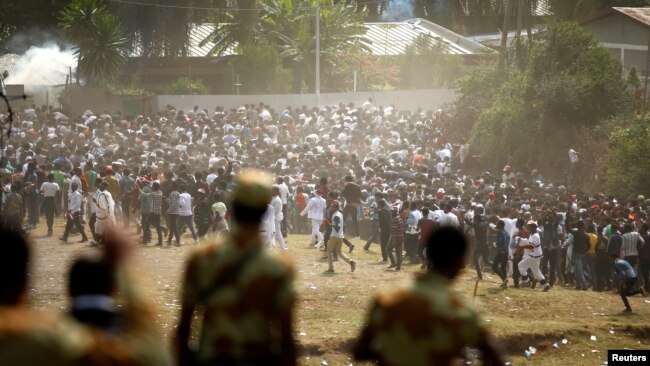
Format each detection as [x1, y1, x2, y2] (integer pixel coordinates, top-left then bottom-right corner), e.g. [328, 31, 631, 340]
[311, 219, 323, 245]
[274, 220, 286, 250]
[518, 255, 545, 281]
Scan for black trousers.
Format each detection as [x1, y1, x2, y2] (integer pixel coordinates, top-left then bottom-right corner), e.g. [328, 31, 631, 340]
[167, 214, 180, 244]
[364, 220, 380, 249]
[380, 232, 391, 261]
[281, 204, 288, 237]
[42, 197, 56, 231]
[343, 204, 359, 237]
[639, 258, 650, 292]
[197, 222, 211, 238]
[405, 233, 419, 263]
[513, 255, 523, 286]
[89, 213, 97, 239]
[149, 213, 164, 244]
[492, 252, 508, 281]
[63, 212, 87, 240]
[620, 277, 643, 309]
[121, 198, 131, 227]
[141, 212, 151, 242]
[388, 238, 404, 267]
[473, 244, 490, 279]
[541, 248, 561, 286]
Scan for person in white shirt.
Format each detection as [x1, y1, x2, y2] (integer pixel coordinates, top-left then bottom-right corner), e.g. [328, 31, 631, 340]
[260, 203, 276, 248]
[433, 204, 459, 228]
[206, 166, 218, 185]
[68, 170, 82, 194]
[518, 221, 551, 291]
[178, 185, 198, 243]
[326, 201, 356, 273]
[301, 190, 327, 246]
[93, 180, 115, 245]
[39, 173, 60, 236]
[60, 182, 88, 243]
[405, 203, 422, 264]
[271, 186, 287, 250]
[275, 177, 290, 237]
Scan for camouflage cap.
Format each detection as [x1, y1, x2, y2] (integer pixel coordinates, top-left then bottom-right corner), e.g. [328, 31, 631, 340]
[233, 168, 273, 208]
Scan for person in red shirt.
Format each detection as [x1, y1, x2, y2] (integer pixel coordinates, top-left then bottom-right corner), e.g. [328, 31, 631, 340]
[295, 185, 308, 234]
[417, 207, 436, 269]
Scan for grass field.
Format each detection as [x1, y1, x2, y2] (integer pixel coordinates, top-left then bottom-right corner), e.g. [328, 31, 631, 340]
[26, 220, 650, 365]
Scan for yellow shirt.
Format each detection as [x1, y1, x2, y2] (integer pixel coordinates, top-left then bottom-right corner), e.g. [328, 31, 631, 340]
[587, 233, 598, 254]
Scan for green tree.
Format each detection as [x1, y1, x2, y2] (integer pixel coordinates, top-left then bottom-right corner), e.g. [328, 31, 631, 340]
[627, 66, 642, 89]
[234, 43, 293, 94]
[108, 0, 218, 58]
[605, 114, 650, 196]
[165, 77, 211, 95]
[202, 0, 368, 93]
[398, 34, 464, 89]
[59, 0, 128, 84]
[457, 21, 628, 176]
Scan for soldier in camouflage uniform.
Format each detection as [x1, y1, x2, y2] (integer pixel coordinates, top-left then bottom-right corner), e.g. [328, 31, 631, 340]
[0, 225, 171, 366]
[353, 227, 504, 366]
[175, 169, 297, 366]
[0, 225, 91, 366]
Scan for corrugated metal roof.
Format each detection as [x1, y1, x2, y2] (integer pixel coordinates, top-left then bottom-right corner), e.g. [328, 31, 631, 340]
[613, 7, 650, 27]
[130, 18, 491, 58]
[187, 23, 236, 57]
[531, 0, 551, 17]
[364, 19, 492, 56]
[467, 29, 541, 47]
[0, 54, 22, 78]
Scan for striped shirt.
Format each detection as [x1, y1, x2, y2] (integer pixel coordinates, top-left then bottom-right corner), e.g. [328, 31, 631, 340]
[168, 191, 181, 215]
[150, 191, 162, 214]
[621, 231, 644, 258]
[367, 199, 378, 221]
[391, 216, 405, 242]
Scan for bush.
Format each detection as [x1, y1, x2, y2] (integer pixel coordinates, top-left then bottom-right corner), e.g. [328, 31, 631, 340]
[451, 21, 629, 177]
[605, 114, 650, 196]
[164, 77, 210, 95]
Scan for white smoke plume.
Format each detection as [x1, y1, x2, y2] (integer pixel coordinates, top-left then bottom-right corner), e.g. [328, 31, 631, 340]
[5, 44, 76, 86]
[381, 0, 415, 21]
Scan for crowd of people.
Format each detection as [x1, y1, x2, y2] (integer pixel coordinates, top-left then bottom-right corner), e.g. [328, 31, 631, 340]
[0, 98, 649, 365]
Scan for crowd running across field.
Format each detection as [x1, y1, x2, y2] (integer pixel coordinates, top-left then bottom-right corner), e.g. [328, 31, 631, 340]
[0, 99, 648, 365]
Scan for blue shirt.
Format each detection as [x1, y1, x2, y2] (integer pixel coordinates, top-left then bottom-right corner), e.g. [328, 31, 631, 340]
[496, 228, 510, 253]
[615, 258, 637, 281]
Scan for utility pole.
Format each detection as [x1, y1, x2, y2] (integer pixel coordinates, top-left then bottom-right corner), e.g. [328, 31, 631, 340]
[645, 29, 650, 100]
[499, 0, 513, 69]
[315, 0, 321, 106]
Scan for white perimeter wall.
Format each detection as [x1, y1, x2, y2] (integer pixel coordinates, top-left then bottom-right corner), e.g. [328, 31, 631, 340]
[155, 89, 456, 113]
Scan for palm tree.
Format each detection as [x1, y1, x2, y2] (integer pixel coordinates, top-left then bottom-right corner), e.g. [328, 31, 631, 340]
[202, 0, 368, 92]
[198, 0, 259, 57]
[76, 13, 128, 84]
[59, 0, 128, 85]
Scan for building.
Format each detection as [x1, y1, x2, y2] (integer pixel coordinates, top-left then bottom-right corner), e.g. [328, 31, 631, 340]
[124, 18, 492, 94]
[580, 7, 650, 85]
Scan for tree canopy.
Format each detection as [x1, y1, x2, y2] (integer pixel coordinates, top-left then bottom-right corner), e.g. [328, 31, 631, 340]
[450, 21, 629, 178]
[59, 0, 128, 84]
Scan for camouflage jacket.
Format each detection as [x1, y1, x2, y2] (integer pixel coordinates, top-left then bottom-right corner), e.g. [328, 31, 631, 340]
[182, 233, 296, 362]
[0, 308, 89, 366]
[355, 272, 486, 366]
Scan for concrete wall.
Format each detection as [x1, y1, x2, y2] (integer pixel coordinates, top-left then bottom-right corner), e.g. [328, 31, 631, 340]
[155, 89, 457, 113]
[64, 86, 156, 116]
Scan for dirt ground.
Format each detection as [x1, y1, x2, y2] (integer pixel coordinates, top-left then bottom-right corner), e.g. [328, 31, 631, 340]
[26, 219, 650, 365]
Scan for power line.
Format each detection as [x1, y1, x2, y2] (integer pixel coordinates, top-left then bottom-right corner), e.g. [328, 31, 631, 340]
[106, 0, 387, 12]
